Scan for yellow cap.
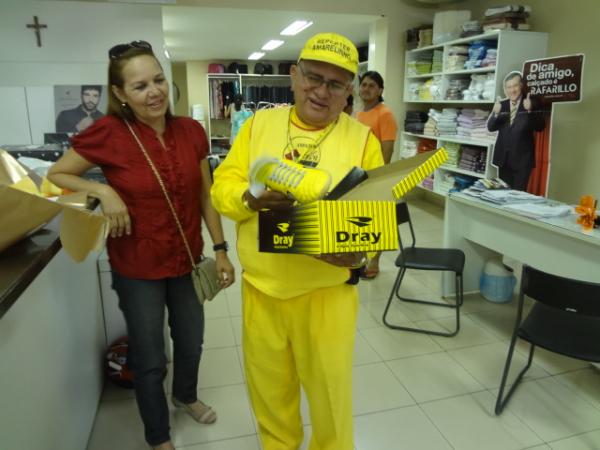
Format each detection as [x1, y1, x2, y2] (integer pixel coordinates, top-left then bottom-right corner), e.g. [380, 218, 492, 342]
[298, 32, 359, 75]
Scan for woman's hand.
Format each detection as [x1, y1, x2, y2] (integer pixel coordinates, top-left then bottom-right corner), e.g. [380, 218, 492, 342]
[98, 185, 131, 238]
[215, 252, 235, 288]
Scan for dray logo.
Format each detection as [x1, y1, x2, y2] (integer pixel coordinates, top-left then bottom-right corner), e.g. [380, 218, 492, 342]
[345, 216, 372, 228]
[277, 222, 290, 233]
[273, 222, 294, 248]
[337, 216, 381, 244]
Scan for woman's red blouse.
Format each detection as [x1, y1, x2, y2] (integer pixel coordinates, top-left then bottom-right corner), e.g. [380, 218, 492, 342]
[71, 115, 208, 279]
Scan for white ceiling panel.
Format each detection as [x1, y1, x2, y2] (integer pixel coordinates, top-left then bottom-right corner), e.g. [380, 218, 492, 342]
[162, 6, 379, 61]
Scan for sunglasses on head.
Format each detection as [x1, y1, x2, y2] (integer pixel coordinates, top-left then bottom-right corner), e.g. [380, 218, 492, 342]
[108, 40, 152, 59]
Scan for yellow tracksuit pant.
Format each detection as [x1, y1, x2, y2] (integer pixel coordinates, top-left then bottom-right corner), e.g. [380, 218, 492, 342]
[242, 279, 358, 450]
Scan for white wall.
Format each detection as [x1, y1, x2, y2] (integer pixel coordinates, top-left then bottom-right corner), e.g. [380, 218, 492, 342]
[0, 0, 171, 144]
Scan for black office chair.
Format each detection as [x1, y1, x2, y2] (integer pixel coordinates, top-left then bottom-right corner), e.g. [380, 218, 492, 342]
[495, 265, 600, 415]
[382, 202, 465, 337]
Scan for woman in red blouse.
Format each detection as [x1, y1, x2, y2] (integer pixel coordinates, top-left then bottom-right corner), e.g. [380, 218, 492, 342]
[48, 41, 234, 450]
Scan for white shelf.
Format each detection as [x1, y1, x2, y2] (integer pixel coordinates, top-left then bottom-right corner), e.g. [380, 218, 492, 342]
[406, 67, 495, 80]
[416, 184, 442, 195]
[406, 72, 443, 79]
[439, 165, 486, 179]
[404, 99, 495, 104]
[445, 67, 496, 75]
[403, 131, 494, 147]
[409, 30, 503, 53]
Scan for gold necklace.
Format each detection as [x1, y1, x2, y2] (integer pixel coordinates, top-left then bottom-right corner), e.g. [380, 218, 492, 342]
[284, 107, 338, 165]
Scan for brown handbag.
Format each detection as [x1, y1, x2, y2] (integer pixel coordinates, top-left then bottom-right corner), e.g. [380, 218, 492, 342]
[124, 120, 221, 304]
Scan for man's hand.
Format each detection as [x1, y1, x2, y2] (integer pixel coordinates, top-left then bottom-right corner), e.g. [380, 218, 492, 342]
[314, 252, 367, 268]
[245, 190, 294, 211]
[523, 92, 533, 111]
[492, 96, 502, 115]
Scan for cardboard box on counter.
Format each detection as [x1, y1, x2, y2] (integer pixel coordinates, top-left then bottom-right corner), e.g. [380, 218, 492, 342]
[258, 149, 447, 255]
[0, 149, 108, 262]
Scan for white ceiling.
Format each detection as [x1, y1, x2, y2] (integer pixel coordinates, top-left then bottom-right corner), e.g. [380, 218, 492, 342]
[162, 6, 380, 62]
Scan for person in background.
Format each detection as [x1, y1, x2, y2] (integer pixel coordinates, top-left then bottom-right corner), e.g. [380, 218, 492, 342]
[48, 40, 235, 450]
[344, 94, 354, 116]
[356, 70, 398, 279]
[487, 71, 545, 191]
[211, 32, 383, 450]
[56, 85, 105, 133]
[225, 93, 253, 145]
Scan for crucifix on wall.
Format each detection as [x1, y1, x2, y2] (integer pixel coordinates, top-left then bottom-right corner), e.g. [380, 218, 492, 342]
[26, 16, 47, 47]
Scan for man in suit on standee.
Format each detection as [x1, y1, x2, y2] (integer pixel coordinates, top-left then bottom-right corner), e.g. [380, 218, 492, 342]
[487, 72, 545, 191]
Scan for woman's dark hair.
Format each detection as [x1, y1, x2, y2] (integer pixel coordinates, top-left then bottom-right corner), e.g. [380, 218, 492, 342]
[233, 94, 244, 111]
[106, 46, 173, 121]
[359, 70, 385, 103]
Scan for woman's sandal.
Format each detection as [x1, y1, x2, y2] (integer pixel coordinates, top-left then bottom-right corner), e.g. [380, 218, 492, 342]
[172, 397, 217, 424]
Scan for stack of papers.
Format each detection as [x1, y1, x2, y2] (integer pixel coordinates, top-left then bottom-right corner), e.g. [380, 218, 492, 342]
[502, 202, 573, 219]
[480, 190, 545, 205]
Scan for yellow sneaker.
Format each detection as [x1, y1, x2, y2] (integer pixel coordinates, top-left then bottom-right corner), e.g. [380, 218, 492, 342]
[249, 157, 331, 204]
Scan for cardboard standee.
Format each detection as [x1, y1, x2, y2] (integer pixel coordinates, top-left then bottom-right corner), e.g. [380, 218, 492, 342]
[258, 149, 448, 255]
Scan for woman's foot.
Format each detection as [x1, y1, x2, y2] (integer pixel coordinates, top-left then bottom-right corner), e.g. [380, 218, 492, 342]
[152, 440, 175, 450]
[172, 397, 217, 424]
[360, 260, 380, 280]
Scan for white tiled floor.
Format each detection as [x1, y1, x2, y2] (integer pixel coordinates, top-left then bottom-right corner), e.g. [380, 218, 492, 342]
[87, 197, 600, 450]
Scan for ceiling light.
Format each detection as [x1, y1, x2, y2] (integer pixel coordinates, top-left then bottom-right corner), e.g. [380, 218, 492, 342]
[262, 40, 284, 51]
[280, 20, 313, 36]
[248, 52, 265, 60]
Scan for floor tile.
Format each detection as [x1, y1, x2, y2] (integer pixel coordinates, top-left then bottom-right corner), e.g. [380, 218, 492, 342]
[467, 308, 518, 341]
[101, 379, 136, 402]
[203, 292, 230, 319]
[516, 343, 591, 375]
[352, 362, 415, 415]
[197, 347, 244, 389]
[86, 398, 147, 450]
[554, 367, 600, 411]
[387, 352, 485, 403]
[356, 302, 382, 330]
[416, 315, 499, 350]
[492, 377, 600, 442]
[204, 317, 235, 349]
[370, 298, 412, 327]
[231, 315, 243, 346]
[361, 326, 442, 361]
[548, 429, 600, 450]
[353, 331, 383, 366]
[226, 288, 243, 317]
[448, 341, 549, 389]
[180, 435, 260, 449]
[354, 406, 452, 450]
[172, 384, 255, 447]
[421, 391, 543, 450]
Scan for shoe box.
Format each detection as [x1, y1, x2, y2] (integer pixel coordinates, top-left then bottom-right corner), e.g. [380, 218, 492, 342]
[258, 148, 448, 255]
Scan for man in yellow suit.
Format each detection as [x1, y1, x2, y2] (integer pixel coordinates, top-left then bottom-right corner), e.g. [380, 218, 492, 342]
[211, 32, 383, 450]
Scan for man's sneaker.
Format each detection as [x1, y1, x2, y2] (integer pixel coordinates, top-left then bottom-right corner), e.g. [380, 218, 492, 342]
[249, 157, 331, 204]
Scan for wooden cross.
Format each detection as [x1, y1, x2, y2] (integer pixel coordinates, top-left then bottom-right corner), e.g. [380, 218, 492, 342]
[26, 16, 47, 47]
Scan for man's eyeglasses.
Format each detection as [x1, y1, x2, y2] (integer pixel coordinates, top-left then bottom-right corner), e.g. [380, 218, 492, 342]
[109, 40, 152, 60]
[297, 64, 351, 97]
